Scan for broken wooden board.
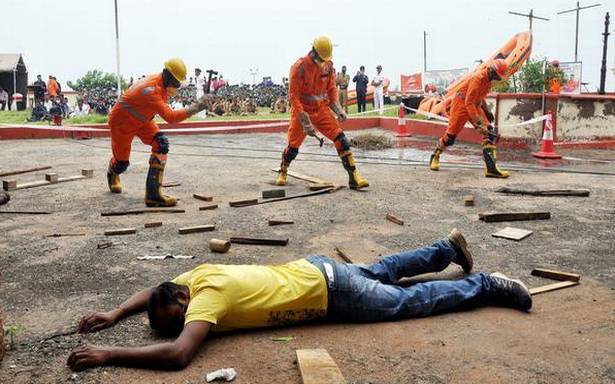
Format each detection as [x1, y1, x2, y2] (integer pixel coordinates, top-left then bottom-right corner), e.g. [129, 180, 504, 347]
[230, 237, 289, 246]
[0, 210, 51, 215]
[296, 349, 345, 384]
[271, 169, 330, 184]
[101, 208, 185, 216]
[385, 213, 404, 226]
[199, 204, 218, 211]
[309, 183, 336, 191]
[193, 194, 213, 201]
[478, 212, 551, 223]
[268, 219, 294, 226]
[529, 281, 579, 295]
[104, 228, 137, 236]
[262, 189, 286, 199]
[492, 227, 533, 241]
[229, 198, 258, 207]
[234, 186, 345, 208]
[44, 233, 85, 238]
[178, 225, 215, 234]
[3, 169, 94, 191]
[162, 181, 181, 188]
[531, 268, 581, 282]
[144, 222, 163, 228]
[334, 246, 353, 264]
[463, 195, 475, 206]
[0, 166, 52, 178]
[496, 187, 590, 197]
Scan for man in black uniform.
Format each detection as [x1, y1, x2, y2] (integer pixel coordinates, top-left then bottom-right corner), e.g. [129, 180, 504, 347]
[353, 65, 369, 113]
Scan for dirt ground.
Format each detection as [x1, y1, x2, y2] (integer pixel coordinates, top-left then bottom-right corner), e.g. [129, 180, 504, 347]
[1, 130, 614, 383]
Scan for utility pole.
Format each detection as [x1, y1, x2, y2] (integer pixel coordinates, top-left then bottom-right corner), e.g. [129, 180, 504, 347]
[557, 1, 601, 62]
[599, 12, 610, 94]
[423, 31, 427, 72]
[508, 9, 549, 32]
[113, 0, 122, 98]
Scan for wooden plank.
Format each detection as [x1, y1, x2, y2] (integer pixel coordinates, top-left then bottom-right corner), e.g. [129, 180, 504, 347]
[45, 173, 59, 183]
[268, 219, 294, 226]
[271, 169, 330, 184]
[385, 213, 404, 226]
[44, 233, 85, 238]
[229, 198, 258, 207]
[0, 166, 52, 178]
[0, 210, 51, 215]
[492, 227, 533, 241]
[334, 246, 353, 264]
[296, 349, 345, 384]
[101, 208, 185, 216]
[178, 225, 215, 234]
[309, 183, 335, 191]
[199, 204, 218, 211]
[262, 189, 286, 199]
[193, 194, 213, 202]
[529, 281, 579, 295]
[496, 187, 590, 197]
[531, 268, 581, 282]
[81, 169, 94, 178]
[234, 186, 344, 208]
[463, 195, 474, 206]
[104, 228, 137, 236]
[478, 212, 551, 223]
[162, 181, 181, 188]
[144, 222, 163, 228]
[230, 237, 289, 246]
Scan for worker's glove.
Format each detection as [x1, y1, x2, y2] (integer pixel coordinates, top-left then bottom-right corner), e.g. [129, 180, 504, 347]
[330, 103, 347, 122]
[479, 124, 499, 144]
[299, 112, 316, 136]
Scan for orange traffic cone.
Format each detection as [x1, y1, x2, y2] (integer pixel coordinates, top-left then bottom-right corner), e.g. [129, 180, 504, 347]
[395, 104, 411, 137]
[532, 110, 561, 159]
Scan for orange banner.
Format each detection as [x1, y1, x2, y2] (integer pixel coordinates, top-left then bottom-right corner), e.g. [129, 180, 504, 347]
[400, 73, 422, 94]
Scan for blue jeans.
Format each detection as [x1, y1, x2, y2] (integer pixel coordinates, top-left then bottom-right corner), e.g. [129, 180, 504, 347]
[307, 239, 492, 322]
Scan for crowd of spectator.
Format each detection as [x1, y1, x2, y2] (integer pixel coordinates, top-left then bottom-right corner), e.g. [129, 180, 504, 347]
[21, 69, 289, 122]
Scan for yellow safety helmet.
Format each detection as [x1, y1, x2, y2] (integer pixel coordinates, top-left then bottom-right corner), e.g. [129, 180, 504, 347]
[164, 58, 187, 82]
[312, 36, 333, 61]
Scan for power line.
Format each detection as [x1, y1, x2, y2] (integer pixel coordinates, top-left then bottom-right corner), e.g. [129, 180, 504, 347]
[558, 2, 601, 62]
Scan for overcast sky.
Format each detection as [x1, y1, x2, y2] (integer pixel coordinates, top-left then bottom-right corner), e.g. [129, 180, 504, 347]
[2, 0, 614, 91]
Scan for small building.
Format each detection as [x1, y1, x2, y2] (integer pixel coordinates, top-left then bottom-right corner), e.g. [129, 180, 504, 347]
[0, 53, 28, 110]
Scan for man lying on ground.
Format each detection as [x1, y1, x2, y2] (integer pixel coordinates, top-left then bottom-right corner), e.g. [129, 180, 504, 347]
[67, 229, 532, 371]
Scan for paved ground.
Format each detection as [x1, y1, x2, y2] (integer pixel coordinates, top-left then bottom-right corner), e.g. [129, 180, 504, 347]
[1, 130, 614, 383]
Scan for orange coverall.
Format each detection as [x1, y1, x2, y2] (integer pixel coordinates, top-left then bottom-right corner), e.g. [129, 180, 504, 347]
[108, 73, 187, 166]
[439, 67, 492, 148]
[287, 54, 342, 150]
[47, 79, 59, 97]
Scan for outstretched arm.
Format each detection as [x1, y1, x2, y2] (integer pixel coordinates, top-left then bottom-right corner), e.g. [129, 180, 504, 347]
[68, 321, 211, 371]
[78, 287, 153, 333]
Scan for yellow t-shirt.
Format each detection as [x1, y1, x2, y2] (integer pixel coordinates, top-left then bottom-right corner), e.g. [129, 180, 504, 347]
[171, 259, 328, 332]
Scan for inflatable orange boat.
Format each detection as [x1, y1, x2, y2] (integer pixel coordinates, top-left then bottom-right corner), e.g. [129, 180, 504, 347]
[418, 31, 532, 117]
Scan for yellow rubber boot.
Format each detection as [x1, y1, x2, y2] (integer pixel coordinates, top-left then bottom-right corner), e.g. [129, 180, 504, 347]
[483, 145, 509, 178]
[145, 156, 177, 207]
[107, 166, 123, 194]
[276, 162, 288, 186]
[429, 146, 443, 171]
[340, 151, 369, 189]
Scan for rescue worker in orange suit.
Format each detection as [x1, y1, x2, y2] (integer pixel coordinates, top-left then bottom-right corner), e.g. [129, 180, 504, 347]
[107, 58, 210, 206]
[275, 36, 369, 189]
[429, 59, 509, 178]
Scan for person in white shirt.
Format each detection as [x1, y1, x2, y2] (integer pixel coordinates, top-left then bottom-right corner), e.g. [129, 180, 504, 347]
[72, 98, 90, 117]
[43, 95, 53, 111]
[372, 65, 385, 115]
[194, 68, 205, 98]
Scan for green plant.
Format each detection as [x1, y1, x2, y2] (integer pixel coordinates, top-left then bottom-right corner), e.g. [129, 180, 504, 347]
[4, 324, 25, 350]
[67, 70, 127, 93]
